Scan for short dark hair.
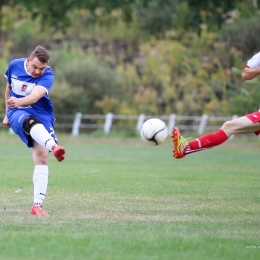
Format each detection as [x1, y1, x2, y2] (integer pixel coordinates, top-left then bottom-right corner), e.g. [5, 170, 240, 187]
[30, 45, 50, 63]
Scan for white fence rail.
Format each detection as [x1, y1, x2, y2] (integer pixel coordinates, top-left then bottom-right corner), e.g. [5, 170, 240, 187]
[0, 113, 238, 136]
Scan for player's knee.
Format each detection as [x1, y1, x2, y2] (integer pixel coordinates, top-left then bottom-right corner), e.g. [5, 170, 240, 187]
[221, 120, 236, 135]
[22, 116, 41, 134]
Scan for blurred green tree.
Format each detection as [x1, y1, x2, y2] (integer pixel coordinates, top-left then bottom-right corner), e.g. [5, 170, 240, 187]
[15, 0, 74, 33]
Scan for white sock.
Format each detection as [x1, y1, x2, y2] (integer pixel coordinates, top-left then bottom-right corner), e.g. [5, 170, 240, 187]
[30, 124, 57, 151]
[33, 165, 48, 206]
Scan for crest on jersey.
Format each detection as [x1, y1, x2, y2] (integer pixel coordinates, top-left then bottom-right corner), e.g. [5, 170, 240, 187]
[21, 84, 27, 92]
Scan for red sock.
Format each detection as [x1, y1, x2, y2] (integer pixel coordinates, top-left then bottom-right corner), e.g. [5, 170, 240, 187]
[185, 129, 228, 154]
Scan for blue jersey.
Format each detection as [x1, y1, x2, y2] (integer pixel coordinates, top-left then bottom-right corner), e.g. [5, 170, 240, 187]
[4, 58, 55, 118]
[4, 58, 58, 148]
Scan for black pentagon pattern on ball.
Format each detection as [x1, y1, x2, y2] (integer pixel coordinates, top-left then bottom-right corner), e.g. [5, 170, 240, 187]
[142, 126, 167, 146]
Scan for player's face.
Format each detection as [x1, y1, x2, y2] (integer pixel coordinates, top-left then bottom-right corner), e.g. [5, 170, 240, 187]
[26, 57, 48, 78]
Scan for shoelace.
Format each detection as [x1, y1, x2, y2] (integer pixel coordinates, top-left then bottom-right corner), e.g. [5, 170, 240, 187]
[180, 136, 191, 145]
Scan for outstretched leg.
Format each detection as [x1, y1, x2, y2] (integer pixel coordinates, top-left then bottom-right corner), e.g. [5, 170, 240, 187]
[172, 127, 228, 158]
[23, 116, 65, 162]
[172, 114, 260, 159]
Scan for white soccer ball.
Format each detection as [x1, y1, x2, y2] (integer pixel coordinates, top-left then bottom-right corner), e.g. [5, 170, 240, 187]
[140, 118, 168, 146]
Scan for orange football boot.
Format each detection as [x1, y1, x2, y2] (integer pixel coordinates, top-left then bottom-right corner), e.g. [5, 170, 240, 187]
[31, 205, 48, 216]
[52, 145, 65, 162]
[171, 127, 189, 159]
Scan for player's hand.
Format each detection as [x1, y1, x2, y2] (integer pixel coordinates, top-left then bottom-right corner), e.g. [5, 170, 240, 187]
[2, 115, 10, 128]
[7, 97, 20, 108]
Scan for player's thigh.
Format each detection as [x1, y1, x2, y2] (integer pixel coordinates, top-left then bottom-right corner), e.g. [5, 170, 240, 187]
[222, 116, 260, 134]
[7, 110, 32, 145]
[8, 110, 30, 132]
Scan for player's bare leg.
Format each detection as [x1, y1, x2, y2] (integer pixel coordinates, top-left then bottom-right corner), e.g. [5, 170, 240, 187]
[221, 116, 260, 135]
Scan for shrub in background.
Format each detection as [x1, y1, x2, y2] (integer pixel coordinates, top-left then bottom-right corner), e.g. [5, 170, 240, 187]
[50, 46, 123, 114]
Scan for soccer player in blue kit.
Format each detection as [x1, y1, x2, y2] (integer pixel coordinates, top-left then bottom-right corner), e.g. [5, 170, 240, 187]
[2, 45, 65, 216]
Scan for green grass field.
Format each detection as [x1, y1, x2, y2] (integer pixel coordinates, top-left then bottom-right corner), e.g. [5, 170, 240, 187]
[1, 133, 260, 260]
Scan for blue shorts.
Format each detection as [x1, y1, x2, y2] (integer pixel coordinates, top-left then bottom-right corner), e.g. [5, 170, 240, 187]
[7, 108, 58, 148]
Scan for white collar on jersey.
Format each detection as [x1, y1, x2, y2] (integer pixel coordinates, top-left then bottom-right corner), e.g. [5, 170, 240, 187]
[24, 59, 31, 76]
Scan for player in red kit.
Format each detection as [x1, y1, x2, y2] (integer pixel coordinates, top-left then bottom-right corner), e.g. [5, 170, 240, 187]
[172, 52, 260, 159]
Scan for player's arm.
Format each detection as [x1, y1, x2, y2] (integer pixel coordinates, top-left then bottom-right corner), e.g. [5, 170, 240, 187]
[242, 66, 260, 81]
[4, 83, 11, 111]
[3, 83, 11, 128]
[7, 86, 46, 108]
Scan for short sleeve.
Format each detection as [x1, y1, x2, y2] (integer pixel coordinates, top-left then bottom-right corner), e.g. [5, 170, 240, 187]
[247, 52, 260, 68]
